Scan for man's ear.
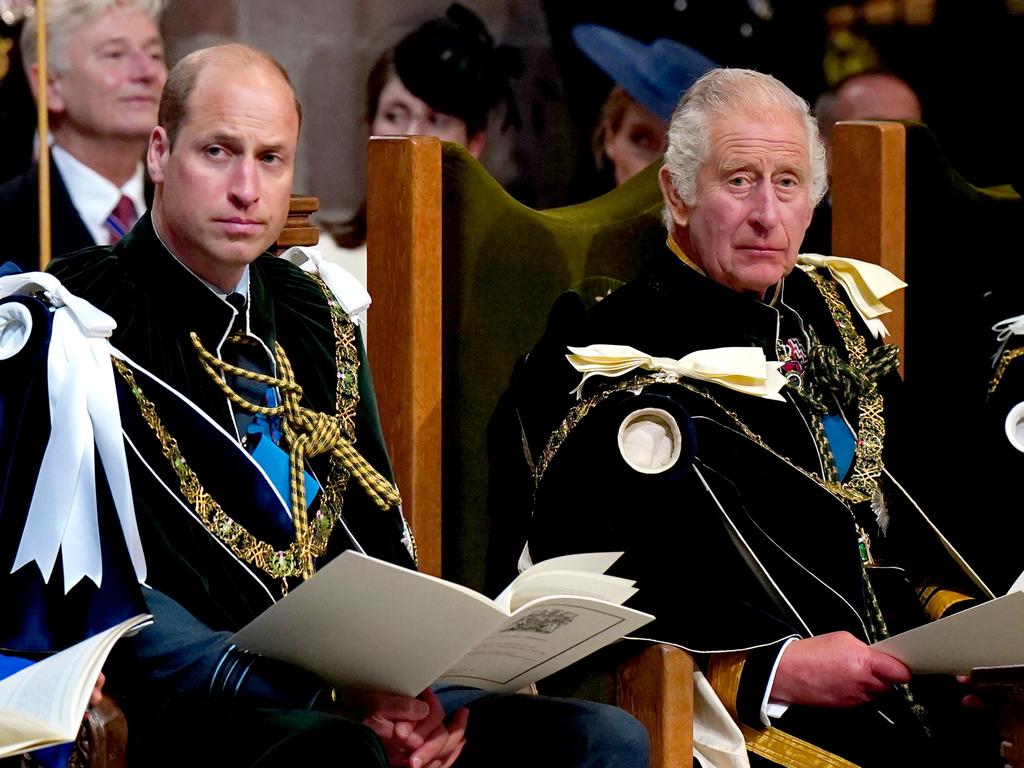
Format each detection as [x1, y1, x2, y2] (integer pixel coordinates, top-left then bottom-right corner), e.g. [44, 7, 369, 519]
[146, 126, 169, 183]
[658, 165, 689, 228]
[28, 64, 66, 116]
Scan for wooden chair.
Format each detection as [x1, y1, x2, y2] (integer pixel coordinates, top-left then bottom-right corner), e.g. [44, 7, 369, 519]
[365, 135, 694, 768]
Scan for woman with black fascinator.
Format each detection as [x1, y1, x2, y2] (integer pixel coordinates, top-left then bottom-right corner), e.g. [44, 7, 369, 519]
[322, 4, 522, 273]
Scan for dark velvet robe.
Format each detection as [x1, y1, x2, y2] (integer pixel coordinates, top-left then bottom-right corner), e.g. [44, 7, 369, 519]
[506, 242, 998, 766]
[0, 155, 95, 271]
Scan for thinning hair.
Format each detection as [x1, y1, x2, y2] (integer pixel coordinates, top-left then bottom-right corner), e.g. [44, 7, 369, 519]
[159, 43, 303, 146]
[662, 68, 828, 226]
[21, 0, 164, 72]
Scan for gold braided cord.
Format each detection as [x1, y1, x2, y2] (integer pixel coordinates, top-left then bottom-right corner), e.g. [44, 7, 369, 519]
[190, 333, 401, 517]
[114, 358, 318, 592]
[989, 347, 1024, 396]
[113, 273, 402, 591]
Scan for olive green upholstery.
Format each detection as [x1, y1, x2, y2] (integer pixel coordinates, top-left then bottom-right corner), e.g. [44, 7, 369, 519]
[438, 142, 665, 591]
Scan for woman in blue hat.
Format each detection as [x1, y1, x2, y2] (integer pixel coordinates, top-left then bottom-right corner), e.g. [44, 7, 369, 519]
[574, 24, 716, 186]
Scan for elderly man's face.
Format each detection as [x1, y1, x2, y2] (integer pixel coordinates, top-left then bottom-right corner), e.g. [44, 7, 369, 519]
[51, 8, 166, 141]
[663, 108, 814, 296]
[147, 63, 299, 291]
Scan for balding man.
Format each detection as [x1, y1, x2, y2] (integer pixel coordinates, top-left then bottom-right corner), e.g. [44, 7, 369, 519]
[49, 43, 648, 768]
[0, 0, 166, 270]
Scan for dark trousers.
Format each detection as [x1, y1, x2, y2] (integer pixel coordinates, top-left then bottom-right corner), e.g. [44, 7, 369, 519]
[127, 700, 387, 768]
[437, 685, 651, 767]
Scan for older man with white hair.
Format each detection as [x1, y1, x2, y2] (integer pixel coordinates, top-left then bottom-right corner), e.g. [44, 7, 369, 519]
[506, 68, 999, 767]
[0, 0, 166, 270]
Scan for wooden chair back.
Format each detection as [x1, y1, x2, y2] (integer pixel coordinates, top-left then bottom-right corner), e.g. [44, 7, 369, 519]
[364, 135, 693, 768]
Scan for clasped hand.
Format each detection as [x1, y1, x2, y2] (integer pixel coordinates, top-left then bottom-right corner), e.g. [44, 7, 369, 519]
[344, 688, 468, 768]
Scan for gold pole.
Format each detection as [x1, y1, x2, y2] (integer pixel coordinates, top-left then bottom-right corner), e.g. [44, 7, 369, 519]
[35, 0, 50, 270]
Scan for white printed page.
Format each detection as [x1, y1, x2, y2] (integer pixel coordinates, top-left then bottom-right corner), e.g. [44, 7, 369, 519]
[0, 613, 150, 759]
[506, 570, 637, 612]
[438, 596, 654, 692]
[494, 552, 624, 611]
[874, 591, 1024, 674]
[232, 551, 508, 696]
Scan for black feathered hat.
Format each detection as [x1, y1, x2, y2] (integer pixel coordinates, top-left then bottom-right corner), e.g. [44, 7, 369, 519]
[393, 3, 522, 136]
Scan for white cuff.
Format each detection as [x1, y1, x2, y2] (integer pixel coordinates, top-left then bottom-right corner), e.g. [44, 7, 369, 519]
[761, 637, 798, 726]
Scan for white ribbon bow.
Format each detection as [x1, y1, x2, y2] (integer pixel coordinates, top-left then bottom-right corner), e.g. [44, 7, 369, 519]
[991, 314, 1024, 366]
[796, 254, 906, 339]
[566, 344, 787, 401]
[0, 272, 146, 592]
[993, 314, 1024, 342]
[279, 246, 371, 327]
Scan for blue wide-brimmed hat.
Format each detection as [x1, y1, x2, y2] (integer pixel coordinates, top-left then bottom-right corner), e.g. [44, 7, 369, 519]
[572, 24, 717, 122]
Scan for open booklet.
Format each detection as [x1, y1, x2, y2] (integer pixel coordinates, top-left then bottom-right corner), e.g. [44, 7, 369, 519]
[0, 613, 152, 758]
[873, 572, 1024, 674]
[231, 551, 654, 696]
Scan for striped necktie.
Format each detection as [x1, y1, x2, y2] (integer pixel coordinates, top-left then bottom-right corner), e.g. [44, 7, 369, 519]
[105, 195, 138, 244]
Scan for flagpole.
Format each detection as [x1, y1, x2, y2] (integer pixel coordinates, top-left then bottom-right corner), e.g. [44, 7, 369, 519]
[35, 0, 50, 269]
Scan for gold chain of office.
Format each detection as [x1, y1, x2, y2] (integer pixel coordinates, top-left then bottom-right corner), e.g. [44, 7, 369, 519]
[536, 269, 890, 506]
[113, 274, 406, 595]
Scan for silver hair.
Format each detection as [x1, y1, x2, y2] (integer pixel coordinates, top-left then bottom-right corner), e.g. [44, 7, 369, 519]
[21, 0, 165, 73]
[662, 68, 828, 228]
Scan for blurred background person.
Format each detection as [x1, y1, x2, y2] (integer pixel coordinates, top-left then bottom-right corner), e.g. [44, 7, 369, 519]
[0, 0, 166, 271]
[318, 2, 521, 286]
[573, 24, 715, 189]
[804, 66, 923, 254]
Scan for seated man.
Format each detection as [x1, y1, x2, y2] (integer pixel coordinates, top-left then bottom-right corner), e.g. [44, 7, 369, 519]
[0, 0, 167, 270]
[46, 42, 648, 768]
[503, 68, 999, 766]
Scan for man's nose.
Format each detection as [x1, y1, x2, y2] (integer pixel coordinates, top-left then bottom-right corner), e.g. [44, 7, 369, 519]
[749, 182, 780, 229]
[129, 49, 164, 81]
[228, 159, 259, 208]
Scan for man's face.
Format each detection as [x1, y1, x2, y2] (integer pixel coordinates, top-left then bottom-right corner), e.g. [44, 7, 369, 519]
[51, 8, 166, 141]
[603, 100, 668, 186]
[147, 63, 299, 290]
[371, 75, 484, 158]
[663, 108, 814, 297]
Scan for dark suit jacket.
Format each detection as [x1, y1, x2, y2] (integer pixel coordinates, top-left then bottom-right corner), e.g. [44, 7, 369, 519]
[0, 152, 96, 271]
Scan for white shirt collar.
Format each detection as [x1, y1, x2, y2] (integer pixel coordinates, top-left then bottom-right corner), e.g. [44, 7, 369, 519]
[51, 145, 146, 246]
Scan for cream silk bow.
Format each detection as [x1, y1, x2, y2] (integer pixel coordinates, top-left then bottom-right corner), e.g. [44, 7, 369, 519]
[279, 246, 371, 328]
[567, 344, 787, 401]
[796, 254, 906, 339]
[0, 272, 146, 592]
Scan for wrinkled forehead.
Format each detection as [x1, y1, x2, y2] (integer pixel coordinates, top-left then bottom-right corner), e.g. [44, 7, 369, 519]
[703, 107, 811, 170]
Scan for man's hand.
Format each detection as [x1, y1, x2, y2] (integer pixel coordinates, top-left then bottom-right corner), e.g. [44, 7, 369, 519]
[88, 672, 105, 708]
[771, 632, 910, 708]
[348, 688, 468, 768]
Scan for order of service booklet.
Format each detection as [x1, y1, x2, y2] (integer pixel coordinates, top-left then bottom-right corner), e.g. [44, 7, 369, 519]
[873, 574, 1024, 675]
[0, 613, 152, 758]
[231, 550, 654, 695]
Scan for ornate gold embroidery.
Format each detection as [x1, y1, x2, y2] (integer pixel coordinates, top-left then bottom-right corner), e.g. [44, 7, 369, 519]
[707, 651, 747, 720]
[989, 347, 1024, 397]
[113, 273, 378, 593]
[804, 270, 888, 504]
[740, 724, 862, 768]
[537, 271, 889, 508]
